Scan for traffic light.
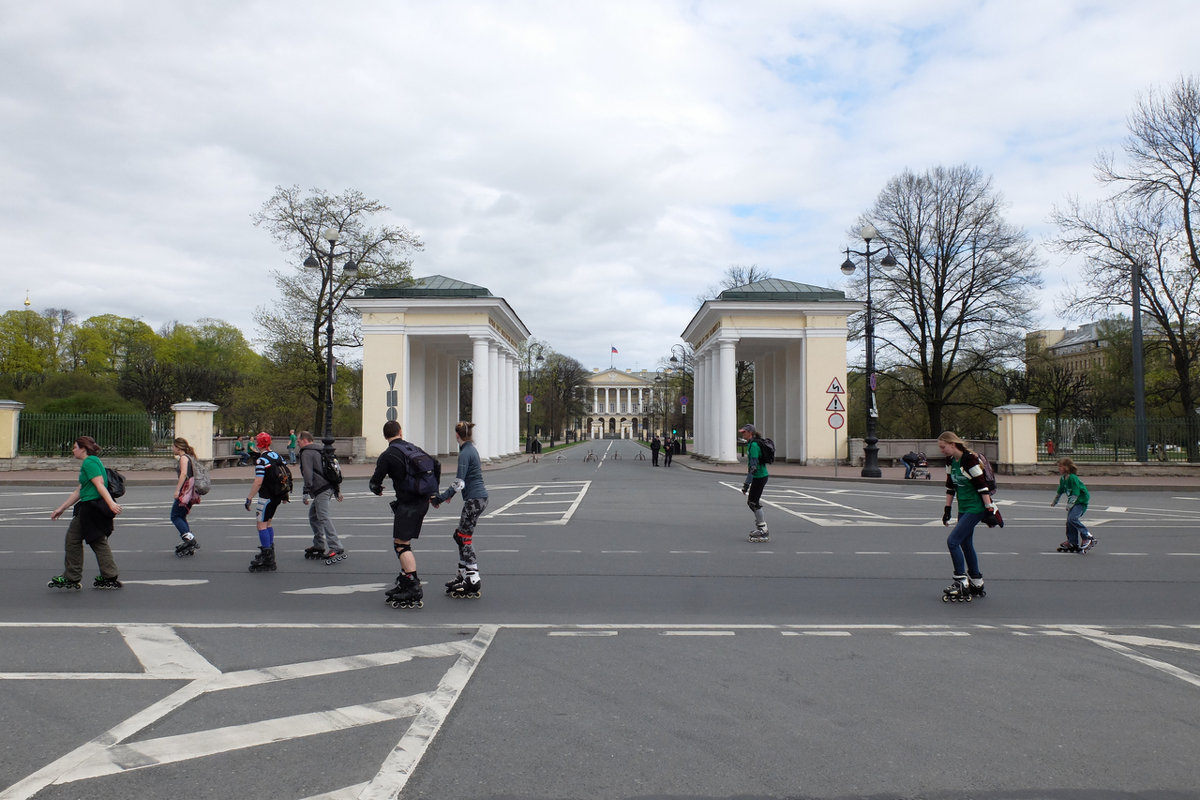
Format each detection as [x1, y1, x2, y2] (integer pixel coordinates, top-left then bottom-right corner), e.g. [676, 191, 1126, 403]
[672, 428, 677, 434]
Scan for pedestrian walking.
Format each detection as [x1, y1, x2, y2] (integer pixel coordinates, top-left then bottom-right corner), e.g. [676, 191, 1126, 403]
[663, 435, 674, 467]
[370, 420, 441, 609]
[1052, 457, 1096, 553]
[244, 432, 289, 572]
[431, 421, 488, 598]
[937, 431, 1001, 602]
[740, 423, 769, 542]
[650, 434, 661, 466]
[298, 431, 346, 563]
[170, 437, 201, 557]
[47, 435, 123, 590]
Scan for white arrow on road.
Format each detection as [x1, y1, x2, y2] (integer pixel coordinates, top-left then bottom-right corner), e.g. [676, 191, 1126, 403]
[283, 583, 389, 595]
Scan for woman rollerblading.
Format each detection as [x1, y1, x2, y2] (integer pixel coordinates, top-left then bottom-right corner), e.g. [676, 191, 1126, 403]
[739, 424, 771, 543]
[170, 438, 201, 558]
[48, 435, 123, 592]
[936, 431, 996, 603]
[432, 421, 489, 599]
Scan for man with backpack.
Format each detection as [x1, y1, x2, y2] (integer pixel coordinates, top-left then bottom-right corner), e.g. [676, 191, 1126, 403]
[244, 431, 291, 572]
[369, 420, 441, 609]
[298, 431, 346, 564]
[740, 423, 771, 542]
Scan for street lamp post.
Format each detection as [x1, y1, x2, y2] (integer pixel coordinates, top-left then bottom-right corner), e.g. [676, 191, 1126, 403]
[668, 344, 689, 449]
[840, 223, 896, 478]
[525, 344, 544, 452]
[304, 228, 357, 461]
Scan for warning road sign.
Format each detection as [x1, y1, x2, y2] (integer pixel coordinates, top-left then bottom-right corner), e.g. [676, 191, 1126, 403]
[827, 378, 845, 394]
[826, 395, 845, 412]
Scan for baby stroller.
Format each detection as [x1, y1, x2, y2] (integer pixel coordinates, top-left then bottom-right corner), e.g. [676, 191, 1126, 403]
[905, 451, 931, 480]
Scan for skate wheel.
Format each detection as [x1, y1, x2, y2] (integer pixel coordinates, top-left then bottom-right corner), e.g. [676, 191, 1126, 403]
[388, 600, 399, 608]
[942, 595, 949, 603]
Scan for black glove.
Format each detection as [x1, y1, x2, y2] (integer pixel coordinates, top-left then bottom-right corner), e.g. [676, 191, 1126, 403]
[244, 498, 252, 511]
[742, 483, 750, 495]
[941, 506, 952, 526]
[984, 507, 1004, 528]
[370, 483, 383, 496]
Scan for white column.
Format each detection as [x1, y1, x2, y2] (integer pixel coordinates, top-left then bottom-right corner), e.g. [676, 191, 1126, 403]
[718, 339, 737, 462]
[471, 336, 491, 460]
[487, 342, 500, 459]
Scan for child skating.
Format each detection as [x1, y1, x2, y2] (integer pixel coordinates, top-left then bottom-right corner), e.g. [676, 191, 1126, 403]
[1052, 458, 1096, 553]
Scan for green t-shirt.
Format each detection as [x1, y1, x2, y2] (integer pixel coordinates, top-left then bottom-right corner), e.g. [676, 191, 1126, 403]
[747, 439, 769, 479]
[1056, 473, 1090, 509]
[78, 455, 105, 502]
[949, 456, 987, 514]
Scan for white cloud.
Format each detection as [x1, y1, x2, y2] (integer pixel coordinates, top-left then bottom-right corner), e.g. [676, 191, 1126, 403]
[2, 0, 1198, 372]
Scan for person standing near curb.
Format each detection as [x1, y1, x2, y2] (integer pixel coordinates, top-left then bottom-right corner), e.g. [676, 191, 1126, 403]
[48, 435, 123, 590]
[1053, 457, 1096, 553]
[298, 431, 346, 563]
[432, 421, 488, 599]
[170, 437, 201, 557]
[740, 423, 769, 542]
[287, 429, 298, 464]
[937, 430, 1000, 602]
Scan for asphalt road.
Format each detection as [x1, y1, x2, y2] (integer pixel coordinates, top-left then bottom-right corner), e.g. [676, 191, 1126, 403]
[2, 438, 1199, 799]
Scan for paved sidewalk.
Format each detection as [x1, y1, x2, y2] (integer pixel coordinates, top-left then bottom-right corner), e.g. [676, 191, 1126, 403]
[4, 449, 1199, 492]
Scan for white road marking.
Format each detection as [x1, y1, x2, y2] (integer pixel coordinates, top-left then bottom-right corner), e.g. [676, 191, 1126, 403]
[283, 583, 389, 595]
[122, 579, 209, 587]
[117, 625, 220, 677]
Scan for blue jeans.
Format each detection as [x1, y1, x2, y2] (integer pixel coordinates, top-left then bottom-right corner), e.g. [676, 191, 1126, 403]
[946, 510, 983, 578]
[170, 499, 191, 537]
[1066, 503, 1090, 546]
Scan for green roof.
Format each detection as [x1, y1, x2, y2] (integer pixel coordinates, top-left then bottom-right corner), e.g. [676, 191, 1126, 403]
[362, 275, 494, 299]
[718, 278, 845, 302]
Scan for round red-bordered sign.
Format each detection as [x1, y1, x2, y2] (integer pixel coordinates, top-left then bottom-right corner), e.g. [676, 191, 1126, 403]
[828, 412, 845, 430]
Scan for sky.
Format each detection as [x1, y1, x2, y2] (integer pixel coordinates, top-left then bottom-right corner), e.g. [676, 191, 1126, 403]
[2, 0, 1198, 374]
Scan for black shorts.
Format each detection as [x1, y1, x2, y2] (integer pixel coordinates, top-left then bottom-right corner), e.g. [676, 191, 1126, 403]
[255, 497, 283, 523]
[390, 498, 429, 541]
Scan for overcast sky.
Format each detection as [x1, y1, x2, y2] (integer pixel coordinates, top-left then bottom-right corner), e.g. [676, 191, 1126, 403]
[2, 0, 1197, 373]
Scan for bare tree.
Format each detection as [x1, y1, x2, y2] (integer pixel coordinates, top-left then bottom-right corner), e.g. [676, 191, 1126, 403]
[695, 264, 774, 304]
[856, 164, 1042, 435]
[1097, 75, 1200, 275]
[252, 186, 423, 432]
[1053, 189, 1200, 459]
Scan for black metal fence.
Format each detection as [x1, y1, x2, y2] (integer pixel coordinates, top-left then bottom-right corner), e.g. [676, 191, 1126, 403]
[1039, 417, 1200, 463]
[18, 413, 175, 458]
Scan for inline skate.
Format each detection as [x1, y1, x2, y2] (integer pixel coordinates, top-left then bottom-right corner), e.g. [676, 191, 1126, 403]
[385, 573, 424, 609]
[47, 575, 82, 591]
[175, 538, 199, 558]
[1079, 536, 1098, 553]
[747, 524, 770, 543]
[323, 549, 348, 565]
[967, 576, 986, 598]
[446, 573, 482, 599]
[248, 546, 277, 572]
[1056, 540, 1082, 553]
[942, 575, 972, 603]
[303, 545, 326, 560]
[93, 575, 123, 590]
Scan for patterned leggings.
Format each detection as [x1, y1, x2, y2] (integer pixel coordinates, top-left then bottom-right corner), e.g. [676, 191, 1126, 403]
[454, 497, 488, 574]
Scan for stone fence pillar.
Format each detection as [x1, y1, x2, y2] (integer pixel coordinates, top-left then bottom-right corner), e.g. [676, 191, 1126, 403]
[172, 401, 218, 460]
[993, 403, 1040, 472]
[0, 401, 23, 460]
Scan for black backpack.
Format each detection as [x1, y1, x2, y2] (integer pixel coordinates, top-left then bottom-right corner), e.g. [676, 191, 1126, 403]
[320, 449, 344, 488]
[756, 437, 776, 465]
[105, 467, 126, 499]
[260, 453, 293, 499]
[390, 439, 440, 497]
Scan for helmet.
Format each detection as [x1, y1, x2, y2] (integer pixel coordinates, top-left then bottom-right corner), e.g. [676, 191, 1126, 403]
[255, 432, 272, 449]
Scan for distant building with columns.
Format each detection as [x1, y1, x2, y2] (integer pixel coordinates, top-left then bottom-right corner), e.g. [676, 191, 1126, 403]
[582, 368, 662, 439]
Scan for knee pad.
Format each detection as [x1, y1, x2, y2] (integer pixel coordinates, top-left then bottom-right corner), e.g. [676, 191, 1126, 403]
[453, 530, 473, 549]
[747, 499, 762, 512]
[393, 540, 412, 558]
